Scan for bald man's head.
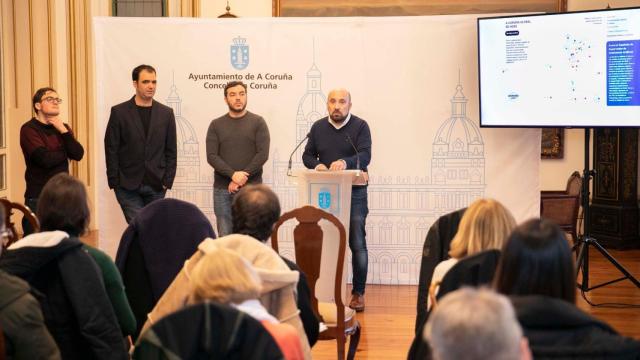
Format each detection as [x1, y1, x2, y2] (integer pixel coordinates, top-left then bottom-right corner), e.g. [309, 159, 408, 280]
[231, 184, 281, 242]
[327, 88, 352, 123]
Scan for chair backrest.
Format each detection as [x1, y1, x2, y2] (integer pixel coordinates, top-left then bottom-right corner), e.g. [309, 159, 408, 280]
[565, 171, 582, 196]
[436, 249, 501, 302]
[415, 208, 466, 332]
[134, 302, 284, 359]
[0, 198, 40, 249]
[540, 171, 582, 241]
[271, 205, 347, 323]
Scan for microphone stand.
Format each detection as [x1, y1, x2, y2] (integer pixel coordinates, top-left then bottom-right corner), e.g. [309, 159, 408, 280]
[346, 135, 361, 176]
[287, 133, 309, 176]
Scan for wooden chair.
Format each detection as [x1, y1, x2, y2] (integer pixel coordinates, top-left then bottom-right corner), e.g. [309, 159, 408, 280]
[0, 198, 39, 250]
[540, 171, 582, 242]
[271, 205, 361, 360]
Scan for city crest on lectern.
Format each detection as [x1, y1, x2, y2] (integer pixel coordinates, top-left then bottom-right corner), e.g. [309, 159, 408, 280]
[318, 189, 331, 210]
[230, 36, 249, 70]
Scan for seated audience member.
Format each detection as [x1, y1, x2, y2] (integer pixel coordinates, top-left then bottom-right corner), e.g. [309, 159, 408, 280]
[494, 218, 640, 358]
[424, 287, 532, 360]
[231, 184, 319, 347]
[141, 233, 311, 359]
[35, 173, 136, 340]
[143, 194, 318, 358]
[114, 197, 215, 339]
[0, 205, 61, 360]
[0, 175, 127, 359]
[141, 234, 311, 359]
[188, 247, 304, 359]
[429, 198, 515, 309]
[409, 199, 515, 359]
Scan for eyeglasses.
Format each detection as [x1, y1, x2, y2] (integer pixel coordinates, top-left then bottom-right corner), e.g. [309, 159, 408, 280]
[42, 97, 63, 104]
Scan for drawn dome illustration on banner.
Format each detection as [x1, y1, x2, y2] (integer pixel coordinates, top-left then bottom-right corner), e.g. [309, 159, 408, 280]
[432, 80, 485, 186]
[165, 78, 200, 184]
[230, 36, 249, 70]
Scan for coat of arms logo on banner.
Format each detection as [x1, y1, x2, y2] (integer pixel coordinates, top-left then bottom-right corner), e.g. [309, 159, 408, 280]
[318, 188, 331, 210]
[230, 36, 249, 70]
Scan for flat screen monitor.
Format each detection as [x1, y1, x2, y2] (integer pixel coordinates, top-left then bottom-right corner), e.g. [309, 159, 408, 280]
[478, 7, 640, 127]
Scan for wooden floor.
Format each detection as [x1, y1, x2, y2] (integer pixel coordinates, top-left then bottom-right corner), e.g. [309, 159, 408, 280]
[310, 249, 640, 359]
[80, 232, 640, 359]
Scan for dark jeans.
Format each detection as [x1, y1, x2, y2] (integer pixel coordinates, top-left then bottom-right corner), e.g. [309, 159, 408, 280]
[114, 185, 166, 224]
[350, 186, 369, 295]
[213, 187, 234, 237]
[22, 198, 38, 236]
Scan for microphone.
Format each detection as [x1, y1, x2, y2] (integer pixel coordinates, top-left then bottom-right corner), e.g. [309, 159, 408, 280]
[287, 133, 309, 176]
[345, 134, 360, 171]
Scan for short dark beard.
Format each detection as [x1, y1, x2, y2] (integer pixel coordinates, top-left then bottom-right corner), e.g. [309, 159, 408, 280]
[228, 103, 247, 114]
[330, 112, 347, 123]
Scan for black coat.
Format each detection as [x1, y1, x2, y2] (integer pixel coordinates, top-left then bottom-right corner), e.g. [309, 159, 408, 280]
[104, 96, 177, 190]
[134, 302, 284, 360]
[0, 234, 127, 360]
[436, 249, 501, 301]
[415, 208, 466, 332]
[512, 295, 640, 359]
[0, 270, 60, 360]
[115, 198, 216, 339]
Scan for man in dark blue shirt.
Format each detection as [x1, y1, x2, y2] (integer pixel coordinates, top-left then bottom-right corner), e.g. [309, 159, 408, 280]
[302, 88, 372, 312]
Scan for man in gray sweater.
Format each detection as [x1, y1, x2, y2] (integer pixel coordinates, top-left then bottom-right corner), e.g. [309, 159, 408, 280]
[206, 81, 270, 236]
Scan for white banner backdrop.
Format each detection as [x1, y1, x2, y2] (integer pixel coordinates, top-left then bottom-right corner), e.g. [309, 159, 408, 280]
[94, 15, 541, 285]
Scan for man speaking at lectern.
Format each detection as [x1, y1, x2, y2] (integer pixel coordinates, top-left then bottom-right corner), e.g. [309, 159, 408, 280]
[302, 88, 372, 312]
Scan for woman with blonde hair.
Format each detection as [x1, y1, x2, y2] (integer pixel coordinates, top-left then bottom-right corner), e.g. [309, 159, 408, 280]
[189, 247, 304, 360]
[428, 198, 516, 309]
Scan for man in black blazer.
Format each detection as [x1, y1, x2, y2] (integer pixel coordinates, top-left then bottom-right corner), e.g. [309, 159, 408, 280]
[105, 64, 177, 223]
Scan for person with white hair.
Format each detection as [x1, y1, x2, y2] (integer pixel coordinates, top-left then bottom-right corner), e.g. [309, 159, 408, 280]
[424, 287, 531, 360]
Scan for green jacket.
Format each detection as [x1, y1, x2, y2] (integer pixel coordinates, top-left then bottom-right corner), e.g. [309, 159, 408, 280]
[84, 245, 137, 337]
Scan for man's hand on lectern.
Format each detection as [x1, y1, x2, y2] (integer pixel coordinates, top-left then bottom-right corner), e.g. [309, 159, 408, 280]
[329, 159, 347, 171]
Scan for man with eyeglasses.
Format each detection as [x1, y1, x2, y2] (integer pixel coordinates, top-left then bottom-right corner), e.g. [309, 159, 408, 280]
[19, 87, 84, 235]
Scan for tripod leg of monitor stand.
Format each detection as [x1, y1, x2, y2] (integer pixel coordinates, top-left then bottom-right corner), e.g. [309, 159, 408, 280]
[576, 128, 640, 292]
[588, 238, 640, 289]
[576, 235, 640, 291]
[575, 236, 590, 291]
